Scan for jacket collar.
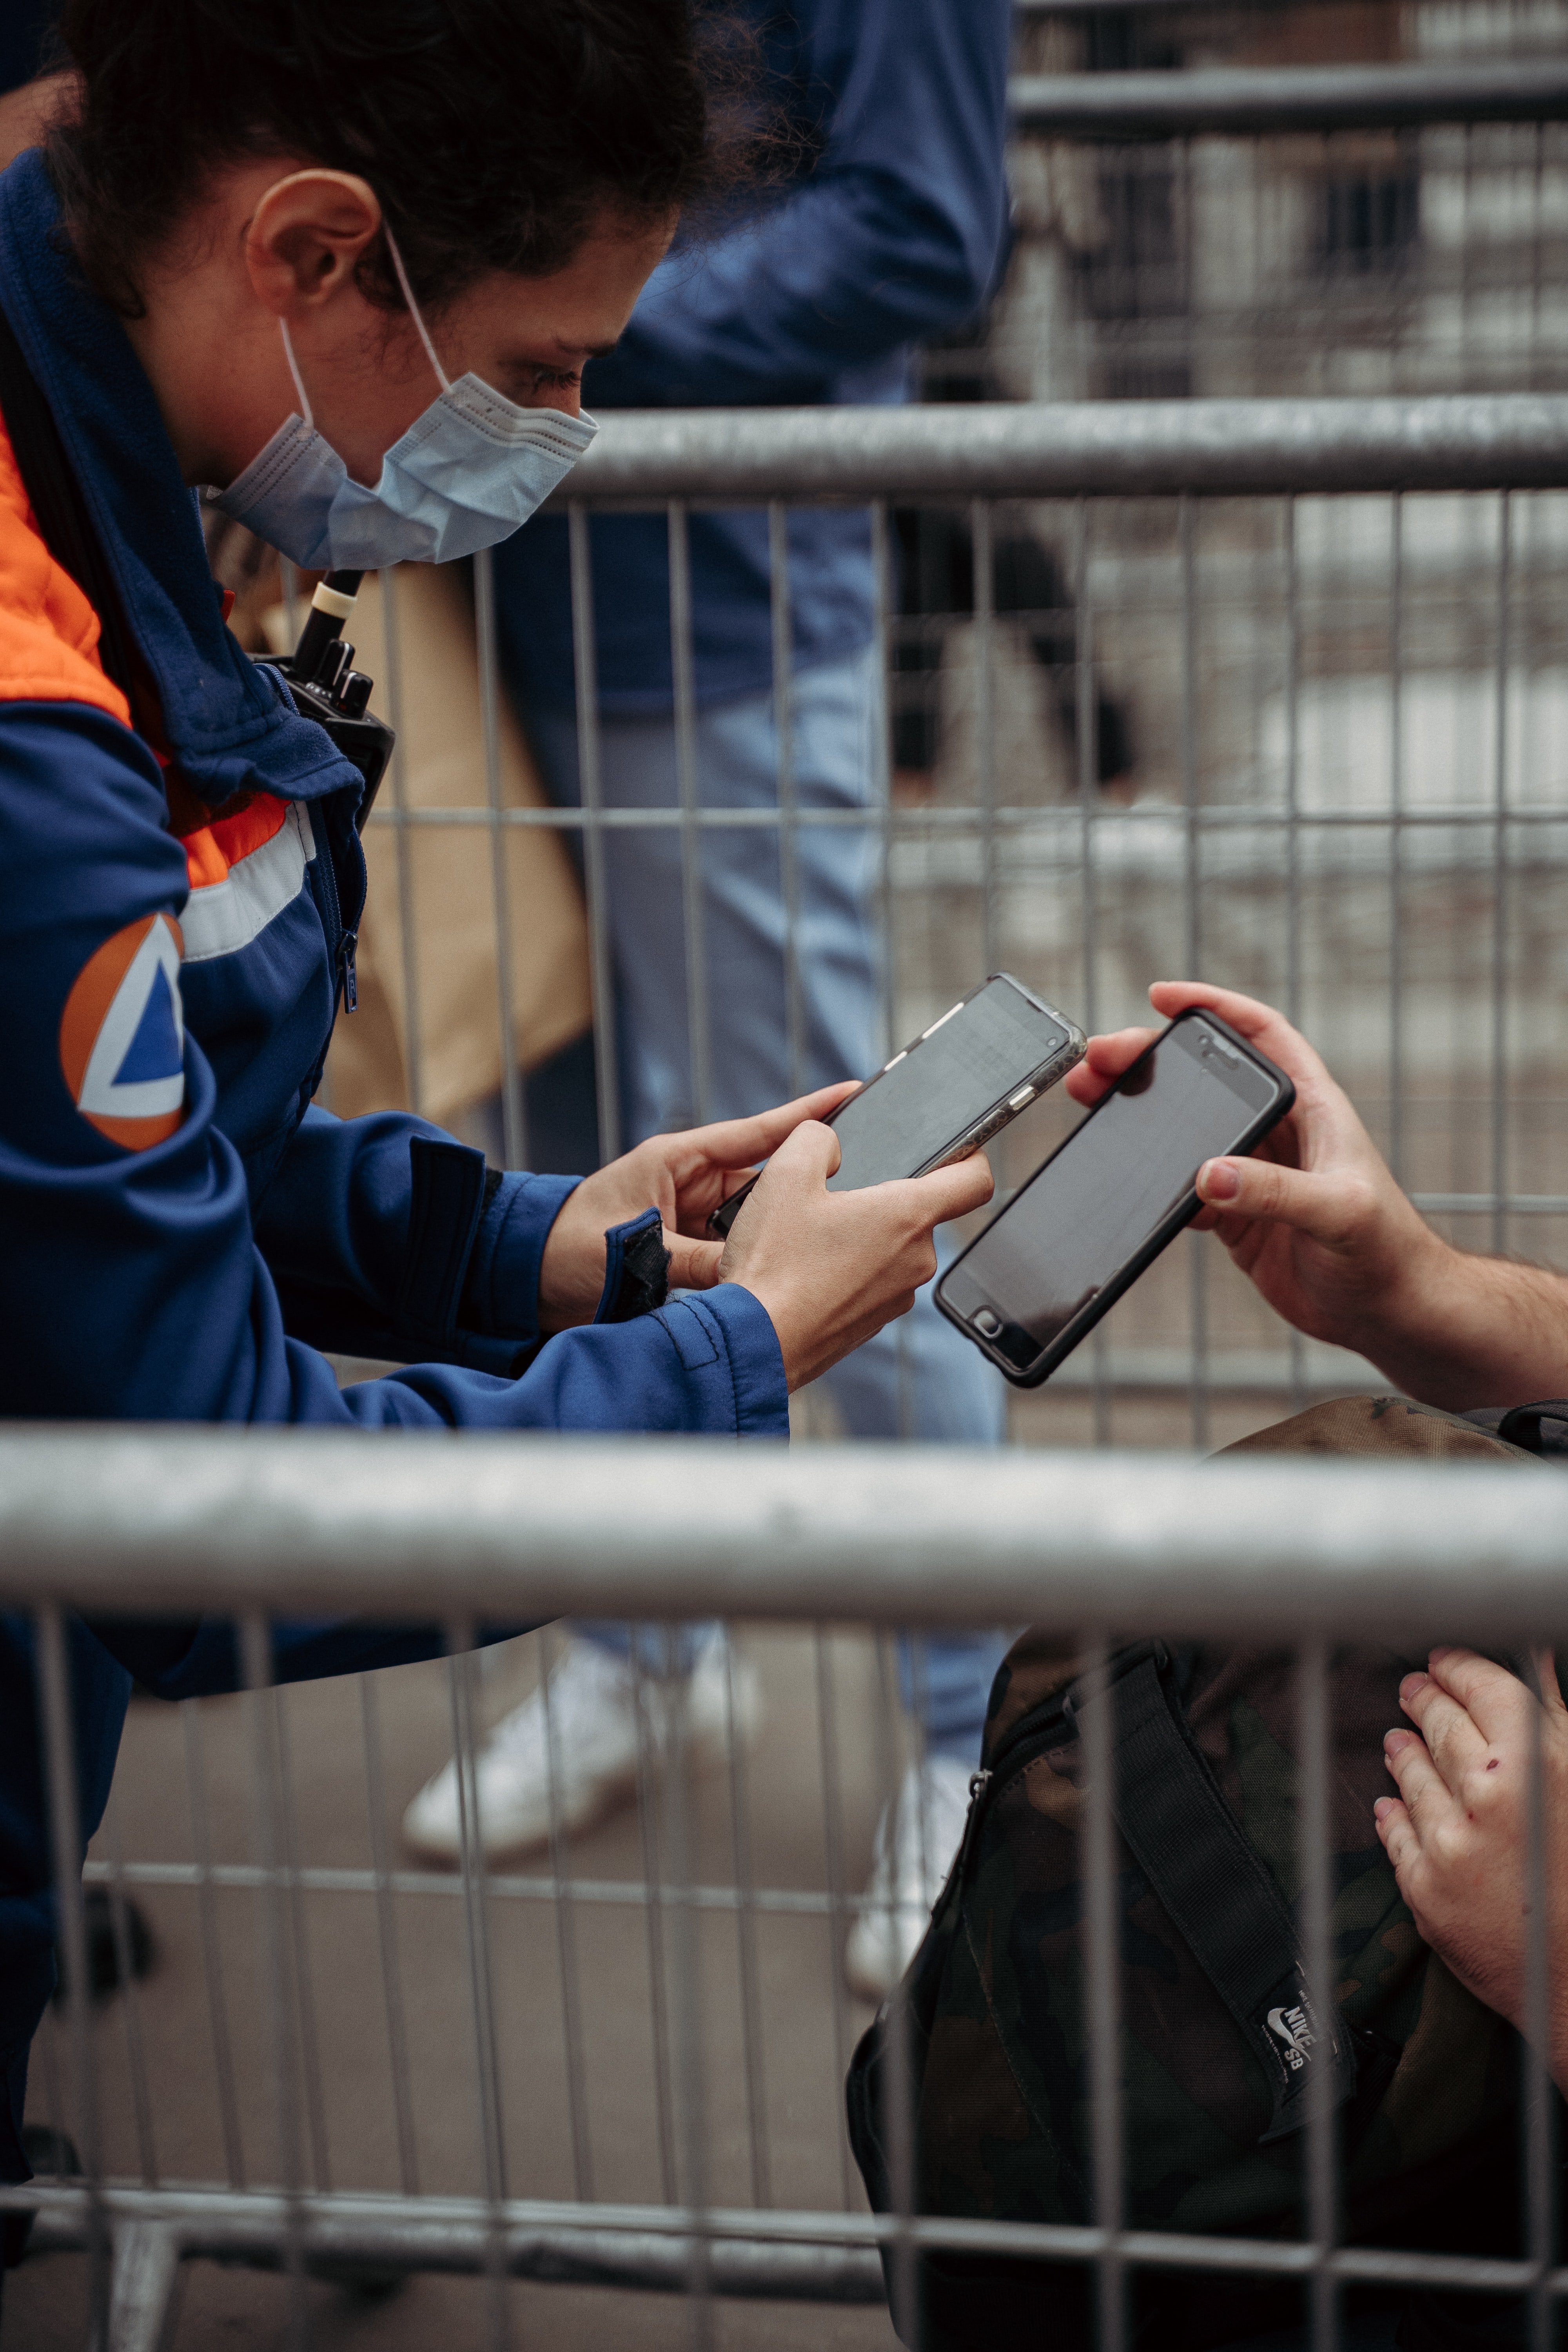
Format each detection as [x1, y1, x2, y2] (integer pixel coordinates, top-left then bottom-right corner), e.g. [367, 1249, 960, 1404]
[0, 150, 358, 808]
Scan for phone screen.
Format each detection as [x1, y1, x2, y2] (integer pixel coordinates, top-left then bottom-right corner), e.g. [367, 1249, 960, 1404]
[942, 1017, 1283, 1368]
[828, 981, 1072, 1190]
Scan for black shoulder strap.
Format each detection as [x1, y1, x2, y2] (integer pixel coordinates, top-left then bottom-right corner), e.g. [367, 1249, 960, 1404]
[0, 294, 135, 700]
[1495, 1398, 1568, 1456]
[1069, 1647, 1359, 2144]
[985, 1639, 1360, 2144]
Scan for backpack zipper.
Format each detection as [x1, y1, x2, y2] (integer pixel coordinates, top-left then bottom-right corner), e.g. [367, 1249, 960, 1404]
[947, 1767, 994, 1892]
[981, 1640, 1173, 1790]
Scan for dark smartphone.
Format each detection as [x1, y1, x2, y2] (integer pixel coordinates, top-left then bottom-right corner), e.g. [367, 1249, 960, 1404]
[707, 974, 1086, 1240]
[936, 1007, 1295, 1386]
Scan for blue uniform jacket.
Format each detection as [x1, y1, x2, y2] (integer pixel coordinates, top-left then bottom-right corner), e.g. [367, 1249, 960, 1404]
[493, 0, 1014, 717]
[0, 149, 789, 2180]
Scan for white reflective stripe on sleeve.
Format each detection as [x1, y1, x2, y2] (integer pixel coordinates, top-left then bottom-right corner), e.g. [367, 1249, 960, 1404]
[181, 802, 316, 964]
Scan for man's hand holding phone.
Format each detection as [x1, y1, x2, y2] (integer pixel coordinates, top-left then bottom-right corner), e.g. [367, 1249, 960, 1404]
[1065, 981, 1441, 1367]
[719, 1120, 994, 1391]
[1063, 980, 1568, 1414]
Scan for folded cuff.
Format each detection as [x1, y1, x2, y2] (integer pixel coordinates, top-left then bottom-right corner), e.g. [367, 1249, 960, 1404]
[466, 1171, 581, 1339]
[655, 1282, 789, 1439]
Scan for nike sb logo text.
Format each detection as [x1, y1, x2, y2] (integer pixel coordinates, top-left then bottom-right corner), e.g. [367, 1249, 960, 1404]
[1266, 2002, 1315, 2072]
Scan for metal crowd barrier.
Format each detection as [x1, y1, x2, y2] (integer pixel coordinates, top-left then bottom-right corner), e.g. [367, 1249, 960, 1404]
[352, 396, 1568, 1434]
[110, 396, 1568, 2345]
[1008, 60, 1568, 138]
[1, 1430, 1566, 2349]
[994, 32, 1568, 403]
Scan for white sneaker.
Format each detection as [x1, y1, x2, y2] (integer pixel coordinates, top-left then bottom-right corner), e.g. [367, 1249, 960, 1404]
[843, 1756, 974, 2003]
[401, 1631, 759, 1863]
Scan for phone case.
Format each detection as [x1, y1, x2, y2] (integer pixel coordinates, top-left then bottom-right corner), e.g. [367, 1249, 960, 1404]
[707, 973, 1086, 1241]
[936, 1008, 1296, 1388]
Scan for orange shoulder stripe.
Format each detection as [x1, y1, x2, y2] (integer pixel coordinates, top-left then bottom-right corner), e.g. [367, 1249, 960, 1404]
[0, 407, 295, 894]
[163, 751, 293, 893]
[0, 407, 131, 727]
[182, 793, 290, 891]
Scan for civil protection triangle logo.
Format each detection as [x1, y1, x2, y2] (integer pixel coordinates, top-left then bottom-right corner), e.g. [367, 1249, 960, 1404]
[59, 913, 187, 1149]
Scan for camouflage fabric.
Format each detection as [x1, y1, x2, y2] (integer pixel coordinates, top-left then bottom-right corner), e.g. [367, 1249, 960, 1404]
[847, 1397, 1551, 2351]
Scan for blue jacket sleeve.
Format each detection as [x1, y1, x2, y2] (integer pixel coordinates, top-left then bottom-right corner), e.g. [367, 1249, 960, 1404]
[254, 1102, 579, 1370]
[0, 701, 790, 1447]
[586, 0, 1013, 407]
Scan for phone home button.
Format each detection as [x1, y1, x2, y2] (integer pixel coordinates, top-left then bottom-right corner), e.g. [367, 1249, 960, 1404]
[971, 1308, 1003, 1338]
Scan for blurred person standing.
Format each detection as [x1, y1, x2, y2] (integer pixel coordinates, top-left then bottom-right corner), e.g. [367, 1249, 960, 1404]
[402, 0, 1016, 2000]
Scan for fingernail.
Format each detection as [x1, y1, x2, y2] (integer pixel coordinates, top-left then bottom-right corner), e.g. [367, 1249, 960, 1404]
[1200, 1158, 1240, 1201]
[1384, 1729, 1412, 1753]
[1373, 1798, 1393, 1821]
[1399, 1673, 1428, 1702]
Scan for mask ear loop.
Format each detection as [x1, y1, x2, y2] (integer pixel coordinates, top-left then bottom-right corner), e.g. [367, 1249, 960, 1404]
[381, 222, 453, 396]
[276, 222, 448, 424]
[278, 318, 316, 430]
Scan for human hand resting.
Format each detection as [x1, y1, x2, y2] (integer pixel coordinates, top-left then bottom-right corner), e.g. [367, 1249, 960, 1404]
[1376, 1648, 1568, 2089]
[537, 1083, 859, 1334]
[717, 1120, 995, 1391]
[1063, 981, 1443, 1372]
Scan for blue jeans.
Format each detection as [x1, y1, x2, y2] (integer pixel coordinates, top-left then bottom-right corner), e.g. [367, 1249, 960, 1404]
[524, 650, 1008, 1764]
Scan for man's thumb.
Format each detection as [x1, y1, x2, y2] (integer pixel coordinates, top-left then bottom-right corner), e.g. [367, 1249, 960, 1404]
[1196, 1155, 1357, 1242]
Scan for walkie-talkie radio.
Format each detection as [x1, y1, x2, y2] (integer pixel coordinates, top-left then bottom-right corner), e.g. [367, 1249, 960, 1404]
[264, 566, 396, 824]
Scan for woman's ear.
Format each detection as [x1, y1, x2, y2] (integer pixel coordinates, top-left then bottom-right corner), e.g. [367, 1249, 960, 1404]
[0, 70, 76, 176]
[244, 169, 383, 319]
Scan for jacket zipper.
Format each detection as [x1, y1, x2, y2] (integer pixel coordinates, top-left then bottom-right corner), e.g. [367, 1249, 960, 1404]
[307, 803, 360, 1016]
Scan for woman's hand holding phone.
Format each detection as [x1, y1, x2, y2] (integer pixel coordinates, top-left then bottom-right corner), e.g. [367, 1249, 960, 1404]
[537, 1082, 860, 1332]
[536, 1078, 993, 1389]
[1066, 982, 1453, 1377]
[718, 1120, 995, 1391]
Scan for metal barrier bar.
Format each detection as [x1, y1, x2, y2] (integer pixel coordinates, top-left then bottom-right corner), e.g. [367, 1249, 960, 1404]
[239, 1617, 309, 2342]
[12, 2180, 1568, 2303]
[1082, 1637, 1126, 2351]
[363, 803, 1568, 837]
[1493, 492, 1514, 1263]
[36, 1603, 109, 2337]
[1008, 60, 1568, 138]
[537, 1620, 595, 2205]
[768, 501, 807, 1098]
[668, 499, 713, 1127]
[1014, 0, 1499, 13]
[1180, 493, 1208, 1453]
[2, 1431, 1566, 1636]
[474, 547, 528, 1174]
[357, 1677, 420, 2199]
[566, 501, 623, 1165]
[181, 1701, 245, 2189]
[548, 397, 1568, 504]
[1297, 1640, 1338, 2352]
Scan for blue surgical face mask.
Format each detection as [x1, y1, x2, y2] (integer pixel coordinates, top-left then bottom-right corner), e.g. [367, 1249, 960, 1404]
[211, 224, 597, 568]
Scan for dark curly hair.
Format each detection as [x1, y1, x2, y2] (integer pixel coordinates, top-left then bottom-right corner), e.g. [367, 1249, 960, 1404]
[43, 0, 767, 317]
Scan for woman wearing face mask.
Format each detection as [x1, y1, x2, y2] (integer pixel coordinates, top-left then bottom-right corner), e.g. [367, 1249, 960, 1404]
[0, 0, 991, 2216]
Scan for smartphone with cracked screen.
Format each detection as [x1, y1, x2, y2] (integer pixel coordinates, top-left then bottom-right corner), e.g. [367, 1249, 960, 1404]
[936, 1007, 1294, 1386]
[707, 973, 1086, 1241]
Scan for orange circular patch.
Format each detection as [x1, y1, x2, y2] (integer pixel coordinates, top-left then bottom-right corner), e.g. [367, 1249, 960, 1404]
[59, 913, 187, 1149]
